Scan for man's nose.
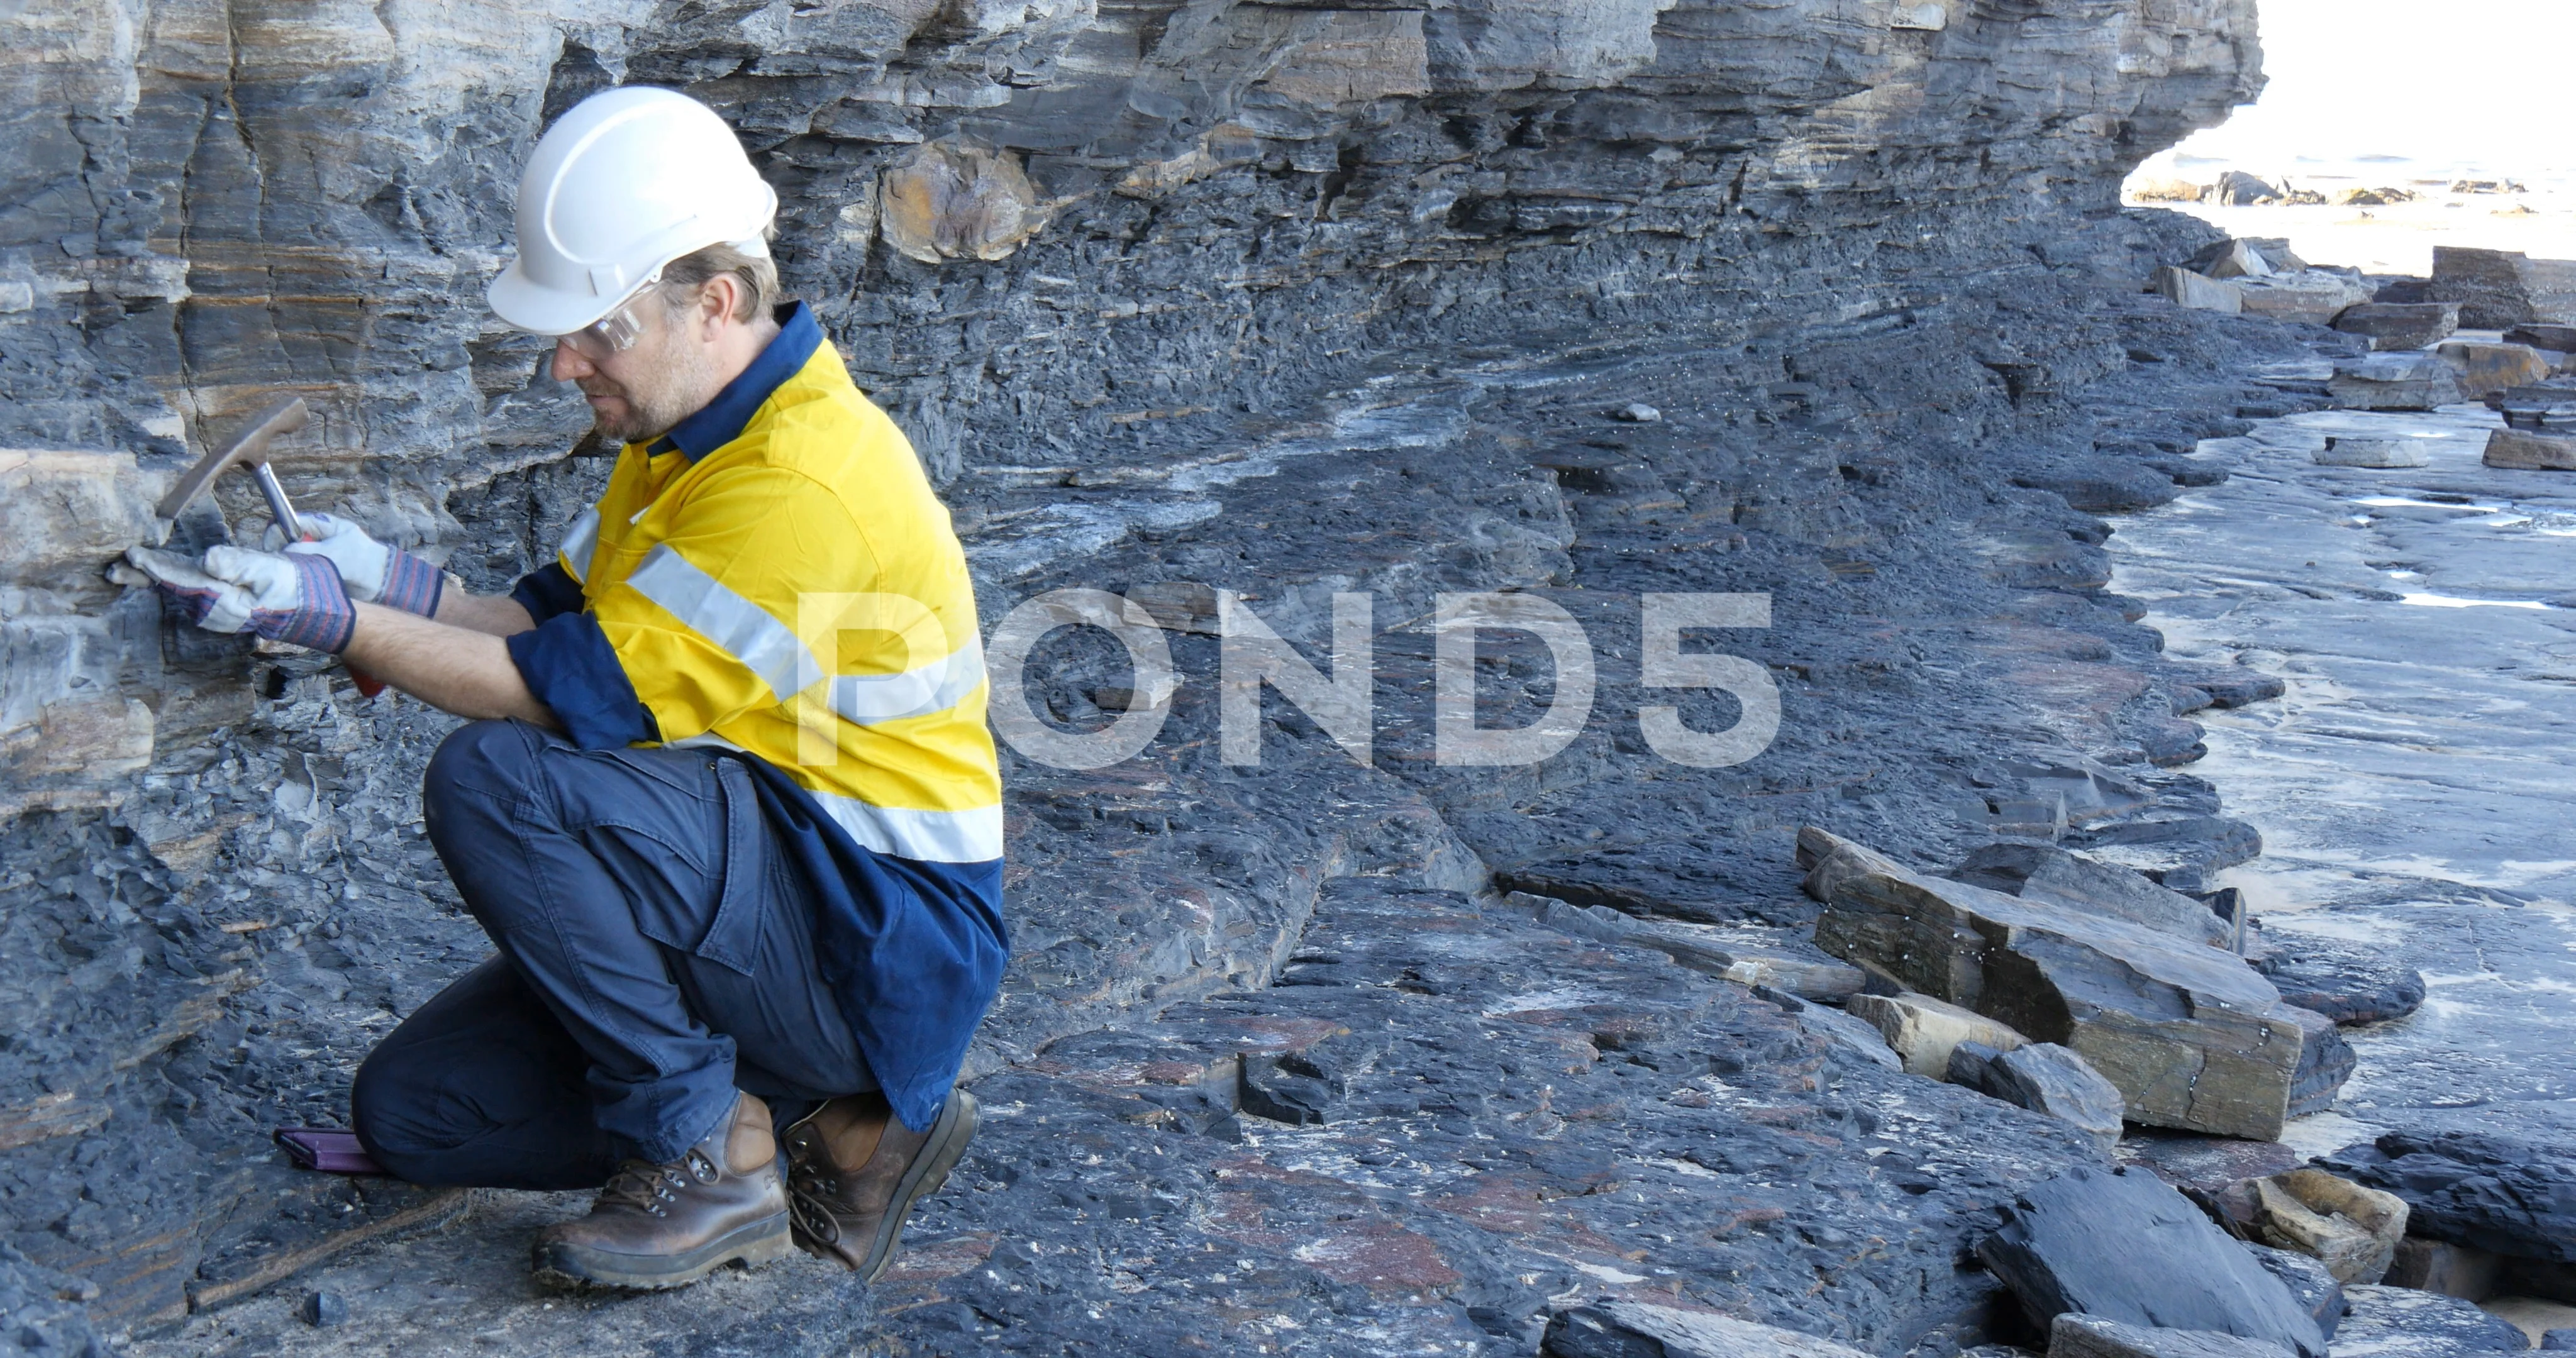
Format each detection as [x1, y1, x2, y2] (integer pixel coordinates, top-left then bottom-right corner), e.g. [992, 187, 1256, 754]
[551, 340, 592, 382]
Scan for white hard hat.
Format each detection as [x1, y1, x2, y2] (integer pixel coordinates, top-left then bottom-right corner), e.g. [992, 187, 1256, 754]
[487, 86, 779, 336]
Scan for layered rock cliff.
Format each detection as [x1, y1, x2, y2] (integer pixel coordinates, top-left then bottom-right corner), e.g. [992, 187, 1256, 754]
[1, 0, 2275, 1347]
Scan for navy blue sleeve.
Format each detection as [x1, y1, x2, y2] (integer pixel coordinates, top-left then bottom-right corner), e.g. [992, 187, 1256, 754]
[511, 561, 587, 627]
[507, 612, 659, 750]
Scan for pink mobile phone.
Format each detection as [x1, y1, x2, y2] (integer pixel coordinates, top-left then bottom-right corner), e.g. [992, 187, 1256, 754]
[274, 1127, 386, 1176]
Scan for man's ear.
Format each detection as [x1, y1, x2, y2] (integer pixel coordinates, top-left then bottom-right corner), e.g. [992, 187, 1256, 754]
[696, 274, 742, 338]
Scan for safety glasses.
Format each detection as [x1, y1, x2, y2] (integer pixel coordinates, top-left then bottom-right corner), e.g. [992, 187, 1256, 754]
[557, 299, 649, 362]
[552, 265, 665, 362]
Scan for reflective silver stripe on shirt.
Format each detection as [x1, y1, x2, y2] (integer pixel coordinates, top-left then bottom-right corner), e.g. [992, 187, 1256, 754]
[625, 543, 819, 702]
[828, 632, 987, 726]
[806, 790, 1004, 863]
[557, 509, 601, 584]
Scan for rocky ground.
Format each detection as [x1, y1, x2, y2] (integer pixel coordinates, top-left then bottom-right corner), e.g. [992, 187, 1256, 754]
[25, 241, 2470, 1354]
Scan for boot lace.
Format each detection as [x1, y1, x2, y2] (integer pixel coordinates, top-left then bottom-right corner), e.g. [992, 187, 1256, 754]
[597, 1148, 722, 1218]
[783, 1128, 845, 1246]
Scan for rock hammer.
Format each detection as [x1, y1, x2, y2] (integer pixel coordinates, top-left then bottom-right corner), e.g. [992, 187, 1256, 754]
[153, 396, 313, 544]
[152, 397, 386, 696]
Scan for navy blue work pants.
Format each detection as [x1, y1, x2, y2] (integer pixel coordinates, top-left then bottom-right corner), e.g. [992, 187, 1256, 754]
[352, 720, 872, 1190]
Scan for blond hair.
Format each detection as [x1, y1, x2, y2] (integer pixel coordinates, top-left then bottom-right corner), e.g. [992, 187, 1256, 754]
[657, 238, 781, 322]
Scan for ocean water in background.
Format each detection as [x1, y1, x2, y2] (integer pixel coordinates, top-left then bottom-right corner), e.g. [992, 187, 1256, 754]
[2124, 0, 2576, 275]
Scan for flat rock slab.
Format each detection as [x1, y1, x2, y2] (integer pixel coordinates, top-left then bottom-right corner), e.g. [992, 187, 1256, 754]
[1804, 829, 2305, 1139]
[2329, 355, 2464, 411]
[2334, 304, 2461, 353]
[1953, 841, 2235, 947]
[2485, 429, 2576, 470]
[2252, 942, 2426, 1027]
[2314, 439, 2429, 468]
[2051, 1313, 2298, 1358]
[2118, 1131, 2306, 1196]
[1546, 1301, 1880, 1358]
[1979, 1164, 2329, 1358]
[2238, 273, 2377, 326]
[2331, 1286, 2528, 1358]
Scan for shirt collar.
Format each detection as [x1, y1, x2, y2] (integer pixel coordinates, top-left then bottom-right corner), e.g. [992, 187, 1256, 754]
[648, 301, 823, 461]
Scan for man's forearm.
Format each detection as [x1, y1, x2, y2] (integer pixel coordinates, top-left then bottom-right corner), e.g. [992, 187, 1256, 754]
[346, 602, 557, 727]
[434, 588, 538, 638]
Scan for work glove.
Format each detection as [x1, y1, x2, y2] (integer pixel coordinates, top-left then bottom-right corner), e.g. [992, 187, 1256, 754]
[125, 544, 356, 654]
[264, 512, 444, 617]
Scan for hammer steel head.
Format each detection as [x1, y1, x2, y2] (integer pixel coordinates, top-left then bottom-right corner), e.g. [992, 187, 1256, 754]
[152, 397, 310, 527]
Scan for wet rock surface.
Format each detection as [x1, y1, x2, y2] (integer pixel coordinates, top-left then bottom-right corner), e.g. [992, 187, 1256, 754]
[2101, 391, 2576, 1156]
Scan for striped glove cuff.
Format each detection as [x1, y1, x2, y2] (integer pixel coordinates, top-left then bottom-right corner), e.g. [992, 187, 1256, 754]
[378, 547, 445, 618]
[263, 553, 357, 654]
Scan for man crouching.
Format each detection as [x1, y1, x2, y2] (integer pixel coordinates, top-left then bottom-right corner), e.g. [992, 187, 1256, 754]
[126, 87, 1006, 1289]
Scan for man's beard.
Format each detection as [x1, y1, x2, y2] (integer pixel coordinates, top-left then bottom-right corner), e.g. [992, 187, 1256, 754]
[583, 333, 720, 445]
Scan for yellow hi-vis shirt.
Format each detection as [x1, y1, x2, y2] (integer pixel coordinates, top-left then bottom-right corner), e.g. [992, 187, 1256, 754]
[511, 306, 1000, 865]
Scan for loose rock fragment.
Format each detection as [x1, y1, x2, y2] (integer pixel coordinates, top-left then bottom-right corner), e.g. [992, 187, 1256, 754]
[1543, 1301, 1878, 1358]
[1979, 1165, 2329, 1358]
[2048, 1313, 2297, 1358]
[1952, 840, 2235, 948]
[1803, 829, 2309, 1139]
[1849, 991, 2029, 1079]
[2155, 267, 2244, 314]
[2013, 459, 2187, 513]
[2503, 324, 2576, 355]
[2334, 303, 2462, 352]
[2236, 273, 2376, 326]
[2329, 355, 2465, 411]
[2431, 247, 2576, 328]
[2214, 174, 2281, 207]
[2436, 342, 2557, 400]
[2252, 941, 2425, 1027]
[2484, 429, 2576, 470]
[1948, 1041, 2127, 1152]
[2492, 385, 2576, 431]
[2194, 241, 2276, 280]
[2206, 1170, 2409, 1286]
[2282, 1007, 2355, 1120]
[1611, 403, 1662, 422]
[2170, 670, 2285, 710]
[2314, 438, 2429, 468]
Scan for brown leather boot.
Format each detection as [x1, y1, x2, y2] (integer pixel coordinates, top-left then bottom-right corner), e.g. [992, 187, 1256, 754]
[783, 1088, 977, 1283]
[531, 1093, 794, 1290]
